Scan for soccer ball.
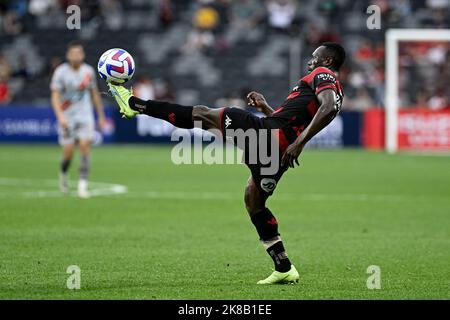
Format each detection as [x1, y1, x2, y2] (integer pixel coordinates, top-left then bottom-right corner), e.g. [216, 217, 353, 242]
[97, 48, 135, 84]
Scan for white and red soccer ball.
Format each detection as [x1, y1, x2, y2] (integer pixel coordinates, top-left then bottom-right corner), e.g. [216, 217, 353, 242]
[97, 48, 135, 84]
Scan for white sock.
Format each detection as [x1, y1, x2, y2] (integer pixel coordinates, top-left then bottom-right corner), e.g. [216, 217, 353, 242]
[78, 179, 88, 191]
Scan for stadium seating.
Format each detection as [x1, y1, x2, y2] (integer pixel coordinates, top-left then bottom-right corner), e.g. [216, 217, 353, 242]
[0, 0, 447, 110]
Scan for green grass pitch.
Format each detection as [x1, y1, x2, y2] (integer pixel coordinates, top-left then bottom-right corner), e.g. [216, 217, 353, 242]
[0, 144, 448, 299]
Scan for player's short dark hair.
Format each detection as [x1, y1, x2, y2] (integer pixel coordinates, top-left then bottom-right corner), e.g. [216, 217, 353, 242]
[321, 42, 346, 71]
[67, 40, 84, 50]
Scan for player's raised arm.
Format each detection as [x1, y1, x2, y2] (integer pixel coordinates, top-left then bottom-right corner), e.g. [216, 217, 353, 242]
[281, 89, 339, 168]
[246, 91, 274, 116]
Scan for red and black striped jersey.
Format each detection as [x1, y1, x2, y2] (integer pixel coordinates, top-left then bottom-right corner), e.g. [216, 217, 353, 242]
[263, 67, 344, 144]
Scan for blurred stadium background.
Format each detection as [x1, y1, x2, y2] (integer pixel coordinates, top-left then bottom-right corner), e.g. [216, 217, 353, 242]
[0, 0, 449, 300]
[0, 0, 448, 149]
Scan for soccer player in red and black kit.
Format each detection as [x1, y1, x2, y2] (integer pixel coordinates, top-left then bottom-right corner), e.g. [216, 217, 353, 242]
[109, 42, 345, 284]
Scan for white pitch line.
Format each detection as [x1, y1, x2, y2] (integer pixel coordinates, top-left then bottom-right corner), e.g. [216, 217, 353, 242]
[0, 177, 439, 202]
[0, 177, 127, 198]
[0, 177, 121, 189]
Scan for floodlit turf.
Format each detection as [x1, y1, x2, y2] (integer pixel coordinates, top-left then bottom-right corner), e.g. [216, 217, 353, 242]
[0, 144, 449, 299]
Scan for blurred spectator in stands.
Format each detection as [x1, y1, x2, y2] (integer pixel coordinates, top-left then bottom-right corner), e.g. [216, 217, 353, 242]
[60, 0, 80, 7]
[8, 0, 28, 18]
[317, 0, 340, 25]
[194, 2, 220, 31]
[230, 0, 263, 29]
[42, 56, 63, 86]
[369, 62, 385, 106]
[182, 2, 219, 53]
[386, 0, 412, 27]
[0, 0, 446, 108]
[344, 88, 375, 111]
[304, 23, 340, 48]
[426, 0, 450, 18]
[0, 52, 11, 104]
[83, 0, 101, 21]
[428, 89, 448, 110]
[154, 78, 175, 102]
[266, 0, 297, 33]
[423, 0, 449, 27]
[350, 39, 386, 105]
[158, 0, 175, 29]
[373, 41, 385, 60]
[304, 24, 322, 47]
[212, 0, 232, 51]
[182, 27, 216, 53]
[0, 74, 11, 105]
[412, 89, 429, 108]
[2, 11, 23, 35]
[213, 0, 230, 31]
[427, 44, 447, 65]
[348, 68, 365, 90]
[59, 0, 84, 10]
[226, 0, 264, 45]
[0, 0, 26, 35]
[100, 0, 123, 30]
[215, 90, 246, 109]
[48, 56, 63, 77]
[134, 75, 155, 100]
[355, 40, 376, 62]
[6, 54, 30, 100]
[12, 55, 32, 80]
[426, 0, 449, 9]
[0, 51, 12, 79]
[28, 0, 58, 16]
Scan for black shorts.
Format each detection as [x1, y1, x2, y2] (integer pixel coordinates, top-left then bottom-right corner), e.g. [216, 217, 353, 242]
[219, 107, 288, 196]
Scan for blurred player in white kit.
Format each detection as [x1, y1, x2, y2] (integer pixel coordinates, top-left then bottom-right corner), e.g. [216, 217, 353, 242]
[50, 41, 105, 198]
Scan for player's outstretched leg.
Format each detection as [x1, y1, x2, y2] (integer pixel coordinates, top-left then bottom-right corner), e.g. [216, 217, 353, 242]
[244, 177, 299, 284]
[108, 83, 221, 130]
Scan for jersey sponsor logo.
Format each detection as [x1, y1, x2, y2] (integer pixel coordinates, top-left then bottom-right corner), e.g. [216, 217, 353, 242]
[316, 73, 335, 82]
[260, 178, 277, 193]
[225, 115, 232, 128]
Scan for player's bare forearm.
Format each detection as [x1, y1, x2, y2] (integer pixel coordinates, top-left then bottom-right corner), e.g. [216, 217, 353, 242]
[91, 88, 105, 120]
[297, 105, 336, 145]
[259, 103, 275, 117]
[51, 90, 64, 120]
[281, 90, 338, 168]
